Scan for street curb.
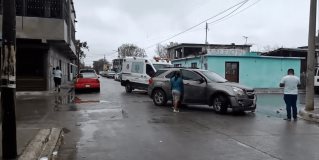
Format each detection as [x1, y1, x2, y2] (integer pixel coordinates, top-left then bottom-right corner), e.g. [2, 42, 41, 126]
[39, 128, 63, 160]
[19, 128, 63, 160]
[299, 108, 319, 123]
[254, 88, 306, 94]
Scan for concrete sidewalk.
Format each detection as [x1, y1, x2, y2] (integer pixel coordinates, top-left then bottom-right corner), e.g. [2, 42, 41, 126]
[16, 82, 74, 97]
[299, 94, 319, 123]
[0, 83, 73, 159]
[299, 107, 319, 123]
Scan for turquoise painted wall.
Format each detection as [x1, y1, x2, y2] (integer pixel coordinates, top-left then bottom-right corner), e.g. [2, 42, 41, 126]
[173, 57, 201, 68]
[172, 55, 301, 88]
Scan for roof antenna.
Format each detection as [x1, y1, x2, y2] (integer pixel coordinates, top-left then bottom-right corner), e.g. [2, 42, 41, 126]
[243, 36, 248, 44]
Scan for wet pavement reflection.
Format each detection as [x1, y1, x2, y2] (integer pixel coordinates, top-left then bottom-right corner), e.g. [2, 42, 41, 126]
[54, 89, 77, 112]
[14, 77, 316, 160]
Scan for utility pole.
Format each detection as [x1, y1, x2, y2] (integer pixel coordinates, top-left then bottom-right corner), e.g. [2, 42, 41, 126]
[306, 0, 317, 111]
[104, 54, 106, 71]
[77, 51, 80, 75]
[1, 0, 18, 159]
[76, 41, 80, 75]
[205, 22, 208, 47]
[202, 22, 209, 69]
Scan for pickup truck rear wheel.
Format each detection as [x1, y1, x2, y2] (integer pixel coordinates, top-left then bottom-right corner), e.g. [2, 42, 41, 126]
[213, 95, 228, 113]
[152, 89, 167, 106]
[125, 82, 133, 93]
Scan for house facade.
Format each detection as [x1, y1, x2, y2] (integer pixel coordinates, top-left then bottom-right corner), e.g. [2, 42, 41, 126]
[167, 43, 251, 60]
[262, 47, 319, 73]
[0, 0, 77, 91]
[172, 54, 302, 89]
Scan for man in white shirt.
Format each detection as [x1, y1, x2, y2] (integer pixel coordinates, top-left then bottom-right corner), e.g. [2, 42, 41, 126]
[54, 66, 62, 92]
[280, 69, 300, 121]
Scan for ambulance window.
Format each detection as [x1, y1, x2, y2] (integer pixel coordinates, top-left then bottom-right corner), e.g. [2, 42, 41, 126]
[131, 62, 144, 74]
[146, 64, 155, 77]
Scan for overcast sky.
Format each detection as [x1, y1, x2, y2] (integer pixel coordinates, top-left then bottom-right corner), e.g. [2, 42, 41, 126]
[74, 0, 311, 66]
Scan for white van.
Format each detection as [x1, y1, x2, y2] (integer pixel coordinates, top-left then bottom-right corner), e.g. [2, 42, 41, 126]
[121, 57, 172, 93]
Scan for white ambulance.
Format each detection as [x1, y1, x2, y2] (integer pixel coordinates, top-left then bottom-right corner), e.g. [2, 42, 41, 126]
[121, 57, 172, 93]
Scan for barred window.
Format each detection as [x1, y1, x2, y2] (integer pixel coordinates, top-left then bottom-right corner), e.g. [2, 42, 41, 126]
[26, 0, 45, 17]
[0, 0, 2, 14]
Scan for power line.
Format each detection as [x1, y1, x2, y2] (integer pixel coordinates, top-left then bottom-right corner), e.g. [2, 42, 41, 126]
[144, 0, 249, 50]
[208, 0, 262, 25]
[207, 0, 249, 24]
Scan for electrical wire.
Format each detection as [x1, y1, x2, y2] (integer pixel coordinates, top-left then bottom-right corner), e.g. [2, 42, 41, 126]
[208, 0, 262, 25]
[143, 0, 249, 50]
[207, 0, 249, 24]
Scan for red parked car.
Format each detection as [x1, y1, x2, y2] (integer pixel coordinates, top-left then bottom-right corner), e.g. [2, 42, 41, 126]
[74, 73, 100, 92]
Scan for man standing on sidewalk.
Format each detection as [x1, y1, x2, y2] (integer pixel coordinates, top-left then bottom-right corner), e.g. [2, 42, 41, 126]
[54, 66, 62, 92]
[280, 68, 301, 121]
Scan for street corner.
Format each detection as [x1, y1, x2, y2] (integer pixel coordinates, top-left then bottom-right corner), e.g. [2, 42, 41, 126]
[19, 128, 63, 160]
[299, 107, 319, 123]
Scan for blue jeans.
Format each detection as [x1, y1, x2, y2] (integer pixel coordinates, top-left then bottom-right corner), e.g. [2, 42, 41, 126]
[283, 94, 298, 119]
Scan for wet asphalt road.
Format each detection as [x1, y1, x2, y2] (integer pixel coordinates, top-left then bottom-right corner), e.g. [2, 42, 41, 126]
[13, 77, 319, 160]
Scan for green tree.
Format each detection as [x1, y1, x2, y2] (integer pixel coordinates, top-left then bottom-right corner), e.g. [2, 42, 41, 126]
[155, 42, 178, 58]
[75, 40, 89, 72]
[118, 43, 146, 58]
[93, 58, 110, 72]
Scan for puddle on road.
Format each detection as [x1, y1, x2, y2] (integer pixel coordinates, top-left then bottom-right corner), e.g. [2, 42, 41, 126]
[76, 120, 99, 150]
[74, 97, 110, 104]
[79, 108, 126, 120]
[148, 117, 173, 124]
[53, 91, 113, 112]
[54, 92, 75, 105]
[53, 91, 127, 120]
[54, 91, 110, 105]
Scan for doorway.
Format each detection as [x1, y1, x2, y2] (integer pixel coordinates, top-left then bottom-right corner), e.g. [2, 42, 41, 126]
[225, 62, 239, 83]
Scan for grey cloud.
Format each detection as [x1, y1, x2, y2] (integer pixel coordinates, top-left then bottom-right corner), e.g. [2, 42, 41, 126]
[74, 0, 311, 66]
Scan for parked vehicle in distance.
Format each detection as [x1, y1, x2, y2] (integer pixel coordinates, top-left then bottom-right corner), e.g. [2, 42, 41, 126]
[99, 71, 107, 77]
[106, 70, 116, 78]
[74, 72, 100, 92]
[121, 57, 172, 93]
[80, 69, 96, 74]
[148, 68, 256, 113]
